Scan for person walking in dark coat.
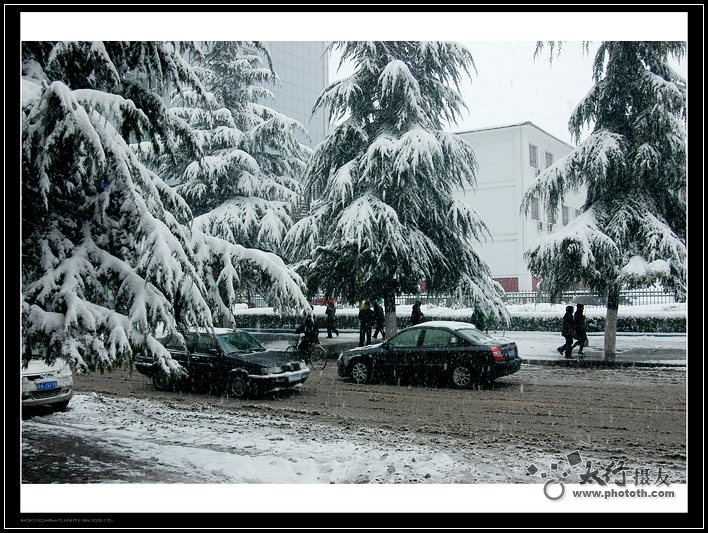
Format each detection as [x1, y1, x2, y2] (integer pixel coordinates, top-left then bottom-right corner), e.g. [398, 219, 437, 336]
[411, 300, 424, 326]
[359, 301, 375, 346]
[372, 299, 385, 340]
[571, 304, 588, 356]
[325, 299, 339, 338]
[557, 305, 575, 359]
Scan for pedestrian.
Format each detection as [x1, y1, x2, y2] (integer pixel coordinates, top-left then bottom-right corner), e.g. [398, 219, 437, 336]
[372, 299, 385, 340]
[557, 305, 575, 359]
[325, 298, 339, 338]
[411, 300, 424, 325]
[571, 304, 588, 356]
[358, 300, 375, 346]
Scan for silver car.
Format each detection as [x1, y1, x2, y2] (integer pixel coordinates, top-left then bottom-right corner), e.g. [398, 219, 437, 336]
[22, 356, 74, 411]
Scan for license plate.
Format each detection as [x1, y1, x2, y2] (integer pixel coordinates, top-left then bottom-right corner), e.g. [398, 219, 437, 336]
[288, 372, 302, 383]
[37, 380, 58, 391]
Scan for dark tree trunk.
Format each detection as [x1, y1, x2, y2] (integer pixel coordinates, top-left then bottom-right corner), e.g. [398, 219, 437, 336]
[603, 283, 620, 362]
[383, 293, 397, 340]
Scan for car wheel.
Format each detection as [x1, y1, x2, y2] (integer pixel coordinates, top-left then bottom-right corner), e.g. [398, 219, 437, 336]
[451, 365, 472, 388]
[350, 360, 370, 384]
[152, 371, 172, 391]
[227, 375, 249, 399]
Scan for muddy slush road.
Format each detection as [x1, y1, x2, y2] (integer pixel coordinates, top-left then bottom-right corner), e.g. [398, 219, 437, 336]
[37, 360, 685, 485]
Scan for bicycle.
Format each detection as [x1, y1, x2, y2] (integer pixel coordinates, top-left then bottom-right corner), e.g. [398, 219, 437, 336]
[284, 334, 329, 370]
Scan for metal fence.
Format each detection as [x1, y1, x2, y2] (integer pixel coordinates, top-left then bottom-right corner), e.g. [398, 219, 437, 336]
[246, 289, 678, 309]
[498, 290, 678, 307]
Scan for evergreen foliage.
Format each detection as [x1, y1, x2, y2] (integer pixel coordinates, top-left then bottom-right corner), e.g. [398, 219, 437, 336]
[22, 41, 310, 374]
[282, 41, 510, 329]
[521, 41, 686, 358]
[152, 42, 311, 253]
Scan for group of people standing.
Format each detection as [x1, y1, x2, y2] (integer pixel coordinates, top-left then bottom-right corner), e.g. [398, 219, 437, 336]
[311, 296, 386, 347]
[358, 299, 385, 346]
[558, 303, 588, 359]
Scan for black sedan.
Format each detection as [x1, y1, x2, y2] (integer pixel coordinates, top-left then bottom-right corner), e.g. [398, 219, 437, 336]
[135, 328, 310, 398]
[337, 320, 521, 388]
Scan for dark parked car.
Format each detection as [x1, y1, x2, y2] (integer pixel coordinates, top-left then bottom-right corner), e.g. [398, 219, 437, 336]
[337, 320, 521, 388]
[135, 328, 310, 399]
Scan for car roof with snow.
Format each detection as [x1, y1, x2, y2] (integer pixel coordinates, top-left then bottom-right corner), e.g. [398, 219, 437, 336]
[409, 320, 478, 330]
[184, 327, 246, 335]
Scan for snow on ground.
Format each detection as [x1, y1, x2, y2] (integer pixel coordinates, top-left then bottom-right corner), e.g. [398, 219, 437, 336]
[21, 381, 687, 514]
[235, 301, 687, 320]
[22, 392, 553, 514]
[23, 393, 532, 485]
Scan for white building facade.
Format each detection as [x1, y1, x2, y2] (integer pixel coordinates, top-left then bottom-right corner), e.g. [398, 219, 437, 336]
[454, 122, 585, 292]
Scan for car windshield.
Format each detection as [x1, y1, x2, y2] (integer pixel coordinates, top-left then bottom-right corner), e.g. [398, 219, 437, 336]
[455, 328, 495, 344]
[216, 332, 266, 354]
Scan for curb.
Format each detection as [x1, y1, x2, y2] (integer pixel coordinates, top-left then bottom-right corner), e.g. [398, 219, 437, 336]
[522, 358, 685, 368]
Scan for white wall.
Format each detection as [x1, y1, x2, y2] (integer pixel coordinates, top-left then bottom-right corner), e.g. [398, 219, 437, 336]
[456, 123, 582, 291]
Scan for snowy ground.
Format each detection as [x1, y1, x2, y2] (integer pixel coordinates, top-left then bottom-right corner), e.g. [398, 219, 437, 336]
[236, 301, 688, 321]
[21, 375, 687, 515]
[24, 392, 530, 485]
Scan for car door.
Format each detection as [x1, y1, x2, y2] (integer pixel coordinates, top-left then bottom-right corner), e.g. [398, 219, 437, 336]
[162, 333, 192, 365]
[418, 327, 462, 381]
[385, 328, 424, 378]
[189, 333, 222, 388]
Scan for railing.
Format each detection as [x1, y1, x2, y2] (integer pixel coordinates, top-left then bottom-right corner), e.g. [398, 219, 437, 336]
[242, 289, 678, 309]
[498, 290, 679, 307]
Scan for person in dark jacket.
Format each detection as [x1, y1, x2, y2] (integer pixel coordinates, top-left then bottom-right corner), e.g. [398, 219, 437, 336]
[411, 301, 424, 325]
[358, 301, 375, 346]
[571, 304, 588, 356]
[295, 308, 319, 352]
[372, 299, 385, 340]
[557, 305, 575, 359]
[325, 299, 339, 338]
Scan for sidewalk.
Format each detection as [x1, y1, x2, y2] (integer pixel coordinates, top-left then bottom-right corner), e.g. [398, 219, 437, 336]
[248, 329, 687, 368]
[509, 331, 686, 368]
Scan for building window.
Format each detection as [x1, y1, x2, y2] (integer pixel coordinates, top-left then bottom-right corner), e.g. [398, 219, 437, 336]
[530, 196, 540, 221]
[529, 144, 539, 169]
[544, 151, 554, 169]
[547, 208, 557, 225]
[562, 206, 570, 225]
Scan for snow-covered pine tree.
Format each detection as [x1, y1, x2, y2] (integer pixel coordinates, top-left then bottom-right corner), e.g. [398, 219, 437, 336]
[282, 41, 509, 337]
[171, 42, 310, 254]
[21, 41, 309, 374]
[147, 41, 313, 325]
[521, 41, 686, 360]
